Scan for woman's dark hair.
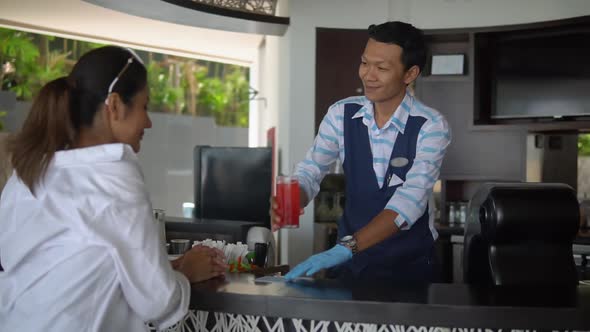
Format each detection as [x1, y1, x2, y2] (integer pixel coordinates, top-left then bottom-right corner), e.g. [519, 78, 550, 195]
[368, 21, 427, 72]
[7, 46, 147, 193]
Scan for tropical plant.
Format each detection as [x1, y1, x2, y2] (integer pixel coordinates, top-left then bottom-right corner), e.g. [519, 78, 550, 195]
[0, 27, 40, 99]
[578, 134, 590, 156]
[195, 65, 249, 127]
[147, 61, 185, 114]
[0, 29, 76, 100]
[147, 58, 250, 127]
[1, 27, 250, 127]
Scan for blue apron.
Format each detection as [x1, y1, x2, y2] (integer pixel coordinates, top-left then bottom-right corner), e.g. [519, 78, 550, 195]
[332, 103, 435, 282]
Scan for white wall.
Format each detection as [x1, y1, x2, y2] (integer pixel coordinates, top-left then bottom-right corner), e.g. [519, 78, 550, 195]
[249, 1, 291, 263]
[272, 0, 590, 266]
[254, 33, 291, 262]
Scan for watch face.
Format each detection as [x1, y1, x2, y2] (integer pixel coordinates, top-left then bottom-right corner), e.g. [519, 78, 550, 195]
[339, 235, 357, 254]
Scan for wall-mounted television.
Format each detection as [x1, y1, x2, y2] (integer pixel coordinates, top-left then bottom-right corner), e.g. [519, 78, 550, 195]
[489, 28, 590, 120]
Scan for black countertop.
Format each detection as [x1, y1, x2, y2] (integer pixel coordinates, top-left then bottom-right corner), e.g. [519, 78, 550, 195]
[163, 216, 588, 252]
[436, 222, 590, 245]
[576, 230, 590, 245]
[165, 216, 266, 243]
[190, 274, 590, 329]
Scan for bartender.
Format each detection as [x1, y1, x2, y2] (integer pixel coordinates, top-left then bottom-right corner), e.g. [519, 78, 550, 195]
[274, 21, 451, 282]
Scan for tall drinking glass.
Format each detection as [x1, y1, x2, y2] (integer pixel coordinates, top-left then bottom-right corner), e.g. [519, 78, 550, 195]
[276, 176, 300, 228]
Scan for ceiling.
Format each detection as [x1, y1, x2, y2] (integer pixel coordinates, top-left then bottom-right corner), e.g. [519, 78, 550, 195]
[0, 0, 265, 66]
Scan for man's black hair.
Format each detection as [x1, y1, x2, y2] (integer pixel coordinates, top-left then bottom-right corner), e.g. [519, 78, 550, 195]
[368, 21, 427, 72]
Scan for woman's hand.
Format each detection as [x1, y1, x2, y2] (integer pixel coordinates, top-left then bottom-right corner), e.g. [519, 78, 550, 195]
[177, 245, 228, 283]
[170, 256, 183, 270]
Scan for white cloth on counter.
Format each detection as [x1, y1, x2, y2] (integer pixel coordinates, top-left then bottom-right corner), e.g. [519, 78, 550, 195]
[0, 143, 190, 332]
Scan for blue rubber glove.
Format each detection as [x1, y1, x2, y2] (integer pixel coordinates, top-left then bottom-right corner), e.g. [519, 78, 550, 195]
[284, 244, 352, 281]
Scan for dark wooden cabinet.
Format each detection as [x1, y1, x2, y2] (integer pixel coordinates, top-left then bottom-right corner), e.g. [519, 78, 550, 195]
[473, 17, 590, 130]
[315, 28, 367, 133]
[417, 32, 526, 180]
[415, 78, 526, 180]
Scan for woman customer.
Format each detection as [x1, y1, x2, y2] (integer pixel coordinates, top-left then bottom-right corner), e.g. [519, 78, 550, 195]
[0, 46, 227, 331]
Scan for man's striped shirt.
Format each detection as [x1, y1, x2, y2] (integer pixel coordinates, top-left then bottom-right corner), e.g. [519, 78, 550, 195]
[294, 92, 451, 235]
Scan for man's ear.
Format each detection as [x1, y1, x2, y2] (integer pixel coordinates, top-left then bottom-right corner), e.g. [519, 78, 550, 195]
[403, 65, 421, 85]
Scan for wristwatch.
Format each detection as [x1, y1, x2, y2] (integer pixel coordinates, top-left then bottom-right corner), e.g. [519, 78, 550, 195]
[339, 235, 358, 254]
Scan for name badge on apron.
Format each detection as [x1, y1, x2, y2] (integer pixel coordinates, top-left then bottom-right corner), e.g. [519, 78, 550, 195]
[390, 157, 409, 168]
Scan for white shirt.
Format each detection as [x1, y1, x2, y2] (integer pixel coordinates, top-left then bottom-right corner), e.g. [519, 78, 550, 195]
[294, 92, 451, 236]
[0, 143, 190, 331]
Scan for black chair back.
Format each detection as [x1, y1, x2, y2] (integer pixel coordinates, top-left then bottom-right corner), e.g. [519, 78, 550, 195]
[464, 183, 579, 286]
[194, 146, 272, 228]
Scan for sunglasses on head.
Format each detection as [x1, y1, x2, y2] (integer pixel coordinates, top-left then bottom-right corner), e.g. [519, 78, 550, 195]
[105, 48, 144, 105]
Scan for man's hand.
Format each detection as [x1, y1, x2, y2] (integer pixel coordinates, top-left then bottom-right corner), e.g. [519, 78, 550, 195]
[284, 244, 352, 281]
[269, 196, 304, 232]
[269, 196, 281, 232]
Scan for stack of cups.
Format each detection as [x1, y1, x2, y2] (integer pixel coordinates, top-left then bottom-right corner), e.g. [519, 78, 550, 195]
[169, 239, 191, 255]
[153, 209, 167, 251]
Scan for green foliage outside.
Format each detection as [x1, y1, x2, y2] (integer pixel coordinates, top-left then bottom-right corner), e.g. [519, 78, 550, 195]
[0, 27, 249, 127]
[578, 134, 590, 156]
[1, 28, 44, 99]
[0, 111, 5, 131]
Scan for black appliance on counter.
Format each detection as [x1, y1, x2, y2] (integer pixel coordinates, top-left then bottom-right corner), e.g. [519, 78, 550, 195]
[193, 146, 272, 229]
[313, 174, 345, 254]
[464, 182, 580, 286]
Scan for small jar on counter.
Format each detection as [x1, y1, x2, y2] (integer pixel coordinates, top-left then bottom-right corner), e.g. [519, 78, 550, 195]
[448, 202, 457, 224]
[458, 202, 468, 224]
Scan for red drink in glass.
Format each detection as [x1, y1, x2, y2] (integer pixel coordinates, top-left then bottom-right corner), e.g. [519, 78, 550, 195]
[276, 176, 300, 228]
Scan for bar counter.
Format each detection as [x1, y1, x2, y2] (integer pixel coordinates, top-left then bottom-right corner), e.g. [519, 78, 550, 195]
[187, 273, 590, 331]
